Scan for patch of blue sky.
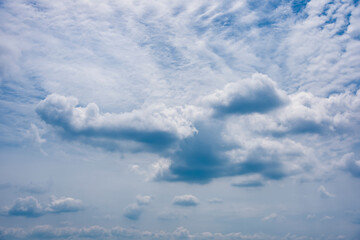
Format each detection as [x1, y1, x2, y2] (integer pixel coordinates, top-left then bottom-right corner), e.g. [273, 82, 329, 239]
[291, 0, 311, 14]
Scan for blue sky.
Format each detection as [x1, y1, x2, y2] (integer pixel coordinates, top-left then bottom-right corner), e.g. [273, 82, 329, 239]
[0, 0, 360, 239]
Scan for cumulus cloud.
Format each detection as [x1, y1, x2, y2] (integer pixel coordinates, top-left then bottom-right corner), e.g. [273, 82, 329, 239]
[202, 73, 287, 117]
[136, 195, 152, 206]
[337, 153, 360, 178]
[36, 94, 198, 151]
[318, 186, 335, 199]
[7, 196, 44, 218]
[172, 195, 199, 207]
[123, 195, 152, 220]
[46, 196, 83, 213]
[4, 196, 83, 217]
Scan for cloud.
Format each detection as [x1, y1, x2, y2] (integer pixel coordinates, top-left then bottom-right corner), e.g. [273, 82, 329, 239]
[262, 213, 285, 222]
[7, 196, 44, 218]
[232, 176, 265, 188]
[29, 225, 78, 239]
[337, 153, 360, 178]
[136, 195, 152, 206]
[203, 73, 287, 117]
[207, 198, 223, 204]
[123, 195, 152, 220]
[4, 196, 83, 217]
[172, 195, 199, 207]
[318, 185, 335, 199]
[46, 196, 83, 213]
[1, 225, 324, 240]
[36, 94, 198, 152]
[123, 204, 144, 221]
[79, 226, 109, 239]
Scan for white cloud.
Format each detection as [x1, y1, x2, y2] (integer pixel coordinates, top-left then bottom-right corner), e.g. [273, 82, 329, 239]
[318, 185, 335, 199]
[4, 196, 83, 218]
[172, 195, 199, 207]
[202, 73, 288, 116]
[36, 94, 198, 151]
[47, 196, 83, 213]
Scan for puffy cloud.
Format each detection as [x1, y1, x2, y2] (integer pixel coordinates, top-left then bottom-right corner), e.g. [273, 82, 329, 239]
[337, 153, 360, 178]
[36, 94, 198, 151]
[7, 196, 43, 218]
[318, 185, 335, 199]
[136, 195, 152, 206]
[4, 196, 83, 217]
[172, 195, 199, 207]
[123, 204, 144, 221]
[123, 195, 152, 220]
[47, 196, 83, 213]
[203, 73, 287, 117]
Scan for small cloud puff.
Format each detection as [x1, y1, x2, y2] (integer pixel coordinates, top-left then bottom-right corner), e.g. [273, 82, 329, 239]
[318, 186, 335, 199]
[172, 195, 199, 207]
[337, 153, 360, 178]
[4, 196, 83, 218]
[123, 195, 152, 221]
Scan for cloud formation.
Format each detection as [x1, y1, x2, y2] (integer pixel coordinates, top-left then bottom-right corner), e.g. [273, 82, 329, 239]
[123, 195, 152, 220]
[0, 224, 339, 240]
[7, 196, 43, 218]
[318, 186, 335, 199]
[203, 73, 287, 116]
[172, 195, 199, 207]
[4, 196, 83, 218]
[36, 94, 198, 151]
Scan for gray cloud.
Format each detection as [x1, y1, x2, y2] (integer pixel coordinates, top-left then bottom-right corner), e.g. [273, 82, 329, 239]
[123, 204, 144, 221]
[7, 196, 44, 218]
[123, 195, 152, 221]
[338, 153, 360, 178]
[172, 195, 199, 207]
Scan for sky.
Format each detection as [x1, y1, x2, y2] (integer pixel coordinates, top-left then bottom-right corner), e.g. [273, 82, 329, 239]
[0, 0, 360, 239]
